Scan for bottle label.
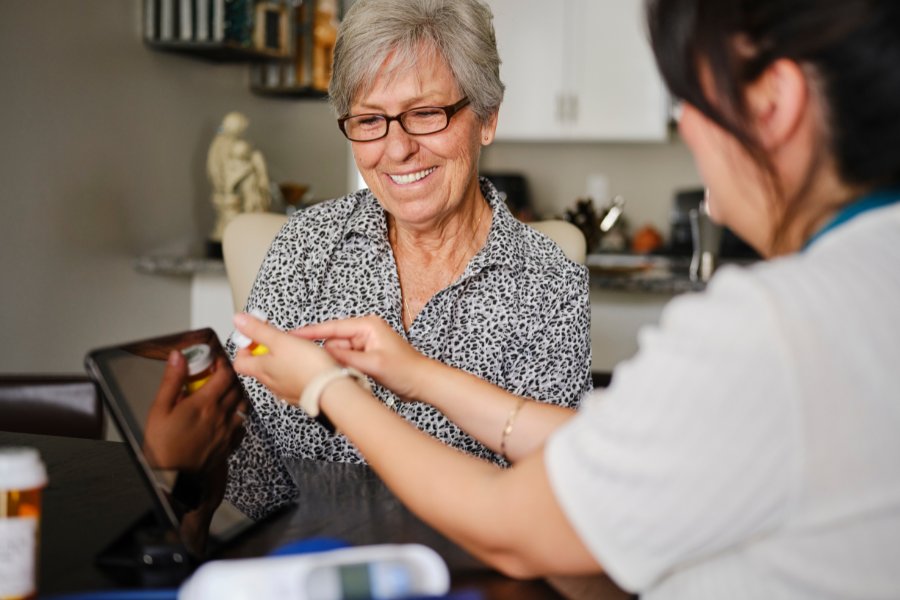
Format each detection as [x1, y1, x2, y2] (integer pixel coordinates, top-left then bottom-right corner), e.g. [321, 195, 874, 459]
[0, 517, 38, 597]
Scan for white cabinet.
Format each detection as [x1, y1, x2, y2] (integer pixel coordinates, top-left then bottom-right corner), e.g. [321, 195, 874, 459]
[487, 0, 668, 141]
[590, 289, 669, 372]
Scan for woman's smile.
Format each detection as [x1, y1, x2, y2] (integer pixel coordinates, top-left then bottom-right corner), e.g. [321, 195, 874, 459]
[388, 166, 438, 185]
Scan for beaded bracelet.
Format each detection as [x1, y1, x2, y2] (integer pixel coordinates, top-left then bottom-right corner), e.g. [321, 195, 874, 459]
[299, 366, 371, 418]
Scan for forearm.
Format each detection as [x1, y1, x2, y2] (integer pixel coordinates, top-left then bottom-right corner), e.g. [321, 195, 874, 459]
[410, 357, 575, 462]
[319, 378, 597, 577]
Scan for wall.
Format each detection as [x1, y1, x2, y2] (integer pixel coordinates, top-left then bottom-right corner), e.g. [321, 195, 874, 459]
[481, 138, 702, 235]
[0, 1, 701, 375]
[0, 1, 348, 372]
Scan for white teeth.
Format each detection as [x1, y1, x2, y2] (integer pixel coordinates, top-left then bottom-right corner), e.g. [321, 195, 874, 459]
[389, 167, 435, 185]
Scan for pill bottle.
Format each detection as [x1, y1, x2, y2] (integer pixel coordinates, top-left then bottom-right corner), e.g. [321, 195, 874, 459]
[182, 343, 215, 394]
[231, 308, 270, 356]
[0, 447, 48, 600]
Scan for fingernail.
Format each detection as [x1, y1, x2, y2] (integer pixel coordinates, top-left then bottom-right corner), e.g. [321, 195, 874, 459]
[168, 350, 180, 365]
[234, 313, 247, 327]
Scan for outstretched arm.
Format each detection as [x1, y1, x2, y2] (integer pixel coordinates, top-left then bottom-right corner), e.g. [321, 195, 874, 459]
[231, 313, 599, 577]
[293, 316, 576, 463]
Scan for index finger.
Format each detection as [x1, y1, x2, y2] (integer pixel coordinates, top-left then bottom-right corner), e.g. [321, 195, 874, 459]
[291, 317, 370, 341]
[233, 312, 281, 347]
[151, 351, 188, 414]
[182, 355, 238, 407]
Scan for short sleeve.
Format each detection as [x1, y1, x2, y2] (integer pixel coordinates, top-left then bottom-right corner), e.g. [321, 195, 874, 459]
[508, 265, 592, 407]
[545, 269, 798, 592]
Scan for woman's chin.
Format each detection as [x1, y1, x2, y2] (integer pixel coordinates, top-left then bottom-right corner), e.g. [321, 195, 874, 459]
[391, 204, 445, 228]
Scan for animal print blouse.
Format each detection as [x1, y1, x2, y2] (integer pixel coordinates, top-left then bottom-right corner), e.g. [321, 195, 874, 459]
[225, 178, 592, 520]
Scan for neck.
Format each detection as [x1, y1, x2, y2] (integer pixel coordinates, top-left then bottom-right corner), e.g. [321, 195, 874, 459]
[766, 157, 864, 256]
[390, 190, 492, 330]
[389, 190, 489, 262]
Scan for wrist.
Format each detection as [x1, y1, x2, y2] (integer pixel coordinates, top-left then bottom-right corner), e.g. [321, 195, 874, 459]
[300, 366, 371, 418]
[318, 377, 363, 416]
[407, 355, 442, 403]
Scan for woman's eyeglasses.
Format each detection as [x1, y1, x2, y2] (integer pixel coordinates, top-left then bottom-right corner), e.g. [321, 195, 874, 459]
[338, 97, 471, 142]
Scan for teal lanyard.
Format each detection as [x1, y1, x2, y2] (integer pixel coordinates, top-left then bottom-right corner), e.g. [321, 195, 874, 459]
[803, 187, 900, 250]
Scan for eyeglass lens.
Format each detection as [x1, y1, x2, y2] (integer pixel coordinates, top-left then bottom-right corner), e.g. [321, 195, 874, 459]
[344, 107, 450, 141]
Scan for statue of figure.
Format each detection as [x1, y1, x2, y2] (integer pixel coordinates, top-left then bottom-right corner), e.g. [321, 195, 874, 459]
[226, 140, 272, 214]
[206, 112, 271, 244]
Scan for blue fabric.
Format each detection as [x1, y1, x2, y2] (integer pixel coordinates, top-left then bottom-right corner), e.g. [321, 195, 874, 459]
[45, 539, 482, 600]
[43, 588, 483, 600]
[266, 536, 350, 556]
[804, 187, 900, 250]
[42, 592, 178, 600]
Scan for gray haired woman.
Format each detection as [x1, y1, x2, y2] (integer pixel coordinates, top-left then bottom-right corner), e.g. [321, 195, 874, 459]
[225, 0, 592, 520]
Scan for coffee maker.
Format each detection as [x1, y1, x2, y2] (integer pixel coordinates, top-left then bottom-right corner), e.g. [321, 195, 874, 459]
[668, 188, 759, 259]
[481, 172, 534, 221]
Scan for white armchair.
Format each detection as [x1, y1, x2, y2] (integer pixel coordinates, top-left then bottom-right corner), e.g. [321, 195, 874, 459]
[529, 219, 587, 264]
[222, 212, 289, 311]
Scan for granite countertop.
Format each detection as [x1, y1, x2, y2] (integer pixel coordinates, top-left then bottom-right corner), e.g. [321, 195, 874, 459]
[134, 251, 726, 295]
[587, 254, 706, 294]
[134, 253, 225, 276]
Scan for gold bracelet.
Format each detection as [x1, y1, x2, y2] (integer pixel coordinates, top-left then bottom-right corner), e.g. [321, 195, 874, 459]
[500, 397, 527, 461]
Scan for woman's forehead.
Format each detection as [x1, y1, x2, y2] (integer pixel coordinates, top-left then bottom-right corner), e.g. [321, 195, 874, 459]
[351, 46, 460, 109]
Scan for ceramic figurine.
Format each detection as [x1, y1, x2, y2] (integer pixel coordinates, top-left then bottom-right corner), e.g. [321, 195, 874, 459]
[207, 112, 272, 244]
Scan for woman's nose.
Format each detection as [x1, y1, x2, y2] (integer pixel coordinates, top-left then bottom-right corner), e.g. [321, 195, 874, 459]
[382, 120, 418, 161]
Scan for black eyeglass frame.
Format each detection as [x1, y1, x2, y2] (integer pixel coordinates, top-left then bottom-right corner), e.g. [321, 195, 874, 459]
[337, 97, 471, 142]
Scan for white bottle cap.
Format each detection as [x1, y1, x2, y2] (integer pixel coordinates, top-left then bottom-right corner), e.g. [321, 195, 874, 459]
[181, 343, 213, 376]
[231, 308, 268, 349]
[0, 447, 47, 491]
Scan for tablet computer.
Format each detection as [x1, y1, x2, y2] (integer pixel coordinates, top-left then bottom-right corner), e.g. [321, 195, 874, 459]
[84, 327, 256, 560]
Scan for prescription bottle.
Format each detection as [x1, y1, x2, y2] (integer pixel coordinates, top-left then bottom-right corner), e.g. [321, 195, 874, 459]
[182, 343, 215, 394]
[0, 447, 47, 600]
[231, 308, 270, 356]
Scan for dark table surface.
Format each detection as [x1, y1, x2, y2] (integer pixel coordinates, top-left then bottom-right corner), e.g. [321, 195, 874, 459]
[1, 431, 628, 600]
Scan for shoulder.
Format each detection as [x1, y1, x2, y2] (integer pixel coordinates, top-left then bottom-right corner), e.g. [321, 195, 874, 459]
[271, 189, 374, 252]
[479, 178, 587, 295]
[514, 223, 589, 297]
[282, 190, 368, 233]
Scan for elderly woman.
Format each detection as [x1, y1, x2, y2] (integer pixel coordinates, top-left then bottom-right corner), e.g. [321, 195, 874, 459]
[225, 0, 592, 520]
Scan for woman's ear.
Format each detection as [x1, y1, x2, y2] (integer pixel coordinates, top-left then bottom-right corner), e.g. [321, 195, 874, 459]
[746, 59, 809, 151]
[480, 111, 499, 146]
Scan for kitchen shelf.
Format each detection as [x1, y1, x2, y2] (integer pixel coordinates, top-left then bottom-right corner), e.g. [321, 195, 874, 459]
[145, 39, 290, 62]
[249, 85, 328, 99]
[142, 0, 342, 98]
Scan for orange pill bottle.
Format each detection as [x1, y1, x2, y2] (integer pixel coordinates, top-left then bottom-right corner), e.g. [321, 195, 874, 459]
[0, 447, 47, 600]
[181, 343, 215, 394]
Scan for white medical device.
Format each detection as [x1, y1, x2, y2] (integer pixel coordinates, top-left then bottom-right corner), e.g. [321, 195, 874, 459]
[178, 543, 451, 600]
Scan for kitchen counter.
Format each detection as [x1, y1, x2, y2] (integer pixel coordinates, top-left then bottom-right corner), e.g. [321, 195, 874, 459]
[587, 254, 706, 294]
[587, 254, 757, 370]
[135, 253, 224, 276]
[586, 254, 759, 294]
[135, 252, 233, 342]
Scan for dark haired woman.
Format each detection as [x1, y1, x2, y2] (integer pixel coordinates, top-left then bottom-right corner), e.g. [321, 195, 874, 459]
[232, 0, 900, 596]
